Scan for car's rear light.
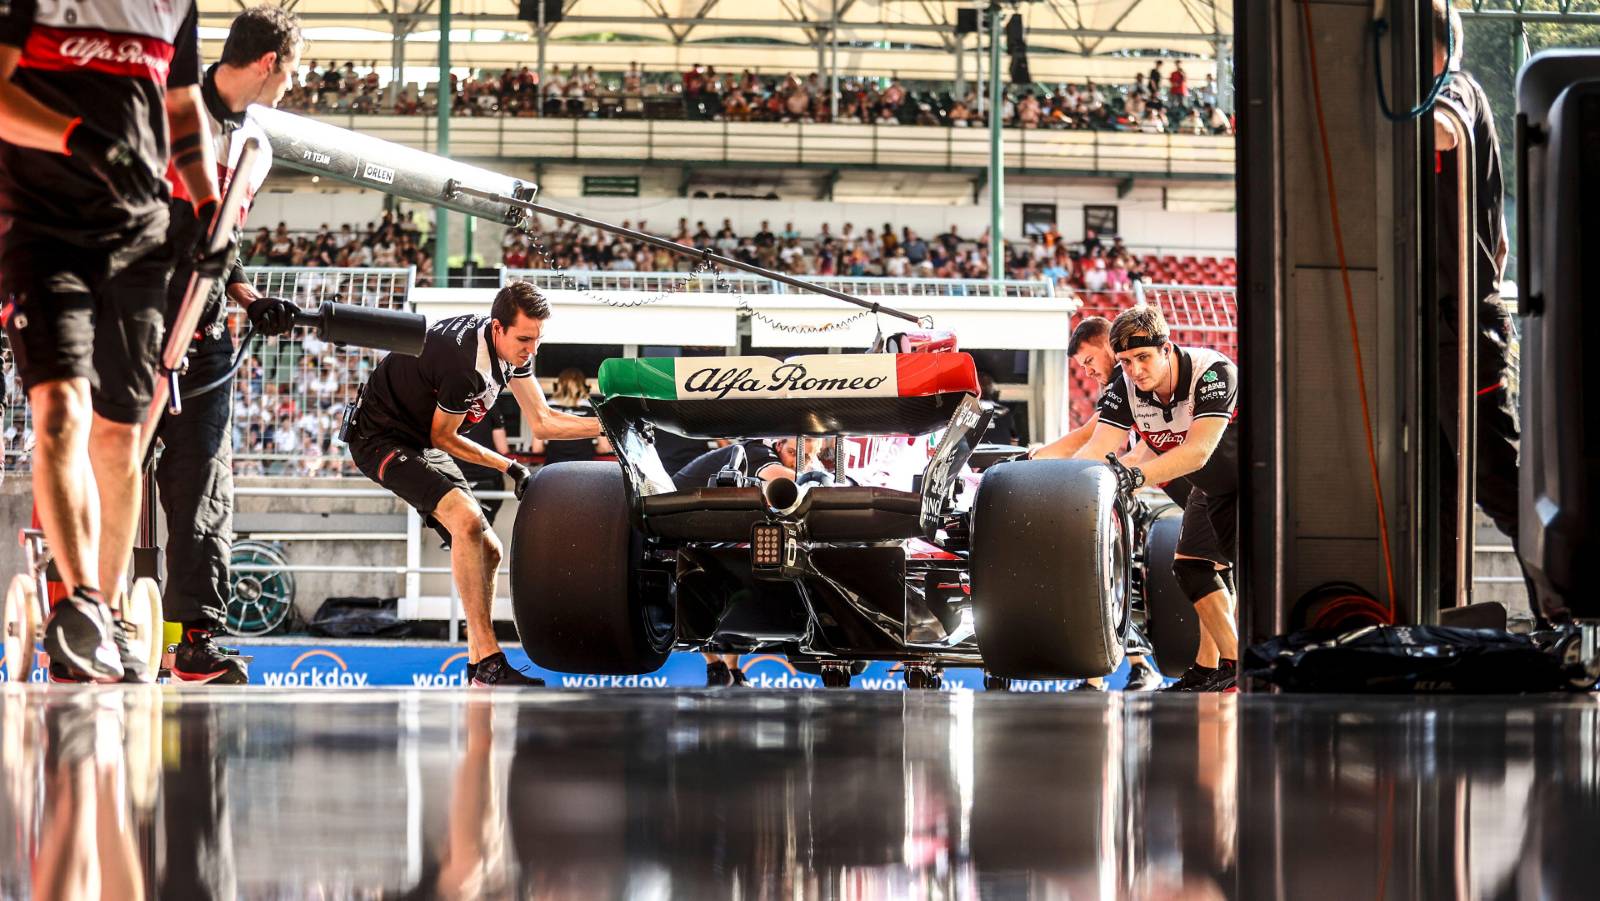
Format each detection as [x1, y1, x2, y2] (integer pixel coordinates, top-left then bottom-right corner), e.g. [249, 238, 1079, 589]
[751, 523, 785, 568]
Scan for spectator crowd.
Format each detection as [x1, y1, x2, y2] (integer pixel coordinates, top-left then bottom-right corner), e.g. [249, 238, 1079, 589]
[243, 210, 438, 286]
[280, 58, 1233, 136]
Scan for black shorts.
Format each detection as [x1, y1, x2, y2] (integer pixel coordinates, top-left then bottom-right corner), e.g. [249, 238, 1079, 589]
[1175, 486, 1237, 566]
[349, 433, 472, 544]
[0, 230, 167, 424]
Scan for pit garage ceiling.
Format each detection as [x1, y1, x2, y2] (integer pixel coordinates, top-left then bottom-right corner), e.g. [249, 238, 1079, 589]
[198, 1, 1233, 81]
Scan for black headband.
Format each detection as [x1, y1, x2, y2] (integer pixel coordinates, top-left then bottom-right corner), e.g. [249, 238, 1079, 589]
[1112, 334, 1167, 353]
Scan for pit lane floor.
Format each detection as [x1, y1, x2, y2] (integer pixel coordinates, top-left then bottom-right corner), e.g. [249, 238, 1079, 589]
[1, 687, 1594, 899]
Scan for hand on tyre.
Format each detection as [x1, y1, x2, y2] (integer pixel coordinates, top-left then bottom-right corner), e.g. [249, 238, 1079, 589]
[247, 296, 300, 336]
[65, 119, 159, 206]
[507, 461, 532, 499]
[1105, 453, 1145, 494]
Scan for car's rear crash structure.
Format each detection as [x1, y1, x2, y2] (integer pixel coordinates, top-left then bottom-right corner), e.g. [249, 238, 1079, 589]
[509, 349, 1195, 688]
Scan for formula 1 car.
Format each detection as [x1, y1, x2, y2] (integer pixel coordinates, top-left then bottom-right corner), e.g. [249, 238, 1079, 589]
[509, 343, 1197, 687]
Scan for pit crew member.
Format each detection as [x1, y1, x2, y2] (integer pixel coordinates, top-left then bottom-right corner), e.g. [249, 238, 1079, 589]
[346, 281, 601, 687]
[157, 5, 304, 685]
[1073, 306, 1240, 692]
[0, 0, 218, 682]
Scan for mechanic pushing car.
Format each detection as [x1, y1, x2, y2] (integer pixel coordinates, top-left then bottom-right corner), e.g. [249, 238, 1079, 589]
[672, 437, 824, 687]
[1072, 306, 1241, 692]
[345, 280, 602, 686]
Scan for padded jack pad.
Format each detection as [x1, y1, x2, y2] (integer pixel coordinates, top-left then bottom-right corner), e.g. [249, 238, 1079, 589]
[598, 353, 979, 438]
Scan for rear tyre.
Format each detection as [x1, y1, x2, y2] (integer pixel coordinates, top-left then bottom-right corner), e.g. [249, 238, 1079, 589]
[971, 460, 1130, 679]
[512, 462, 674, 675]
[1142, 512, 1203, 678]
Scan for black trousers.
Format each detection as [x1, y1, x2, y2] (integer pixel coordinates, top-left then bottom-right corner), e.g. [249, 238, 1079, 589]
[1439, 385, 1536, 607]
[154, 330, 235, 630]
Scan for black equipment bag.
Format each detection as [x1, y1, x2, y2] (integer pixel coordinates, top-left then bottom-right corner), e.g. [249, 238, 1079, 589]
[307, 596, 411, 639]
[1243, 625, 1584, 693]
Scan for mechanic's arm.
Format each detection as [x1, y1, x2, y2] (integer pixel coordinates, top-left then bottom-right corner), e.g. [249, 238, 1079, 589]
[491, 427, 510, 456]
[1032, 412, 1100, 459]
[0, 47, 75, 150]
[165, 87, 220, 207]
[508, 376, 602, 440]
[1119, 440, 1156, 467]
[1433, 108, 1459, 151]
[1126, 417, 1227, 485]
[1070, 422, 1131, 463]
[430, 408, 513, 473]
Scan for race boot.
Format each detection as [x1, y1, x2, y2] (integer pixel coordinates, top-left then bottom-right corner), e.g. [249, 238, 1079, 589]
[43, 588, 124, 683]
[111, 616, 152, 684]
[730, 667, 749, 687]
[172, 627, 249, 685]
[470, 652, 544, 687]
[1071, 678, 1108, 692]
[1159, 664, 1218, 692]
[705, 660, 734, 688]
[1203, 660, 1238, 693]
[1125, 661, 1165, 692]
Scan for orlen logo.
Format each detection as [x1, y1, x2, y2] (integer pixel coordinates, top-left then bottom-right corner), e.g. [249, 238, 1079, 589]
[260, 649, 370, 687]
[1143, 430, 1187, 452]
[738, 654, 820, 689]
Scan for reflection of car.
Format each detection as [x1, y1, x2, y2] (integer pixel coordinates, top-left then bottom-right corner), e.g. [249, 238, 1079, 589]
[509, 346, 1189, 687]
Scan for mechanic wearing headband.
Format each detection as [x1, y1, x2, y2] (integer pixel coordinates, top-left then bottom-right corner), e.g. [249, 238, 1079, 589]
[1073, 305, 1241, 692]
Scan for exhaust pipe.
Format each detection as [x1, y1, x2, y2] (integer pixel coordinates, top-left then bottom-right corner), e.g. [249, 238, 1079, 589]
[761, 477, 813, 518]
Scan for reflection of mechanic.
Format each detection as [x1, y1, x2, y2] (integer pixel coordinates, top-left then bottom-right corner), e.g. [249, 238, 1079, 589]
[1074, 306, 1240, 692]
[1, 0, 215, 682]
[452, 399, 510, 525]
[347, 282, 601, 687]
[672, 438, 814, 687]
[1430, 0, 1533, 607]
[158, 7, 304, 686]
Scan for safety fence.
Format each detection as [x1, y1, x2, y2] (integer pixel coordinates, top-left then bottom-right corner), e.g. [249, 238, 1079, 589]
[502, 268, 1058, 300]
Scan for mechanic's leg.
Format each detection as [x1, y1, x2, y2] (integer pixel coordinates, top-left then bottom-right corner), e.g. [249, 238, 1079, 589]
[29, 379, 100, 591]
[433, 489, 503, 664]
[1196, 627, 1220, 669]
[1175, 555, 1238, 662]
[89, 415, 143, 608]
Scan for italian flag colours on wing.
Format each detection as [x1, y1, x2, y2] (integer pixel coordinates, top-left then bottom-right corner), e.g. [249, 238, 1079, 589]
[599, 354, 980, 401]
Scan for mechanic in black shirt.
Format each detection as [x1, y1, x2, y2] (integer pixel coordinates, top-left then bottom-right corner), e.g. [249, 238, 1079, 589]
[0, 0, 221, 682]
[347, 281, 600, 687]
[1430, 0, 1533, 609]
[453, 399, 511, 525]
[154, 6, 303, 686]
[1074, 306, 1241, 692]
[672, 437, 813, 686]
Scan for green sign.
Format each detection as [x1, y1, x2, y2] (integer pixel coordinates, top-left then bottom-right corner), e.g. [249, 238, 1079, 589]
[583, 175, 640, 197]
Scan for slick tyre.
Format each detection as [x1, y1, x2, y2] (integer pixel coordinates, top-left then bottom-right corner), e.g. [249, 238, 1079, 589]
[1142, 511, 1203, 678]
[971, 459, 1130, 679]
[511, 462, 673, 674]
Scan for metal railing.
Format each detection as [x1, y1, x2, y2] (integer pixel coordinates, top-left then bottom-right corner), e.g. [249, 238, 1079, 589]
[503, 269, 1057, 300]
[301, 114, 1236, 179]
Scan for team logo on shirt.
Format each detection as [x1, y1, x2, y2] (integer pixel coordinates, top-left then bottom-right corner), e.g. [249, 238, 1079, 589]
[1143, 430, 1186, 451]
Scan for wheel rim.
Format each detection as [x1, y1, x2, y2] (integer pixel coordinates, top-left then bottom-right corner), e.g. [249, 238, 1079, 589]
[226, 542, 295, 637]
[1102, 496, 1134, 650]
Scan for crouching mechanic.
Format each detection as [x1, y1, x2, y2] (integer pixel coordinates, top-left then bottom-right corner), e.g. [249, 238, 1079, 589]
[1072, 306, 1241, 692]
[672, 437, 819, 687]
[157, 5, 304, 684]
[347, 281, 601, 686]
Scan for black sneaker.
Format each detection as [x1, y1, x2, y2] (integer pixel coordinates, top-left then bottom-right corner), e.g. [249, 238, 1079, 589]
[1204, 660, 1239, 693]
[111, 618, 152, 684]
[172, 628, 249, 685]
[1160, 664, 1218, 692]
[43, 588, 123, 683]
[705, 660, 734, 687]
[470, 652, 544, 687]
[1125, 661, 1164, 692]
[730, 667, 749, 687]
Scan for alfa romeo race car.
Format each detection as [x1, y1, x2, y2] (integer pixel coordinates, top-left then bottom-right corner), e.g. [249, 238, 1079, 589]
[509, 341, 1198, 688]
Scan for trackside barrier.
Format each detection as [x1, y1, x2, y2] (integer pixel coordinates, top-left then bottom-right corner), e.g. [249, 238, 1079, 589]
[501, 269, 1057, 299]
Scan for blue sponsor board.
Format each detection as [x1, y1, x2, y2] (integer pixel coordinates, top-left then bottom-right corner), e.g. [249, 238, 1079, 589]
[2, 642, 1146, 691]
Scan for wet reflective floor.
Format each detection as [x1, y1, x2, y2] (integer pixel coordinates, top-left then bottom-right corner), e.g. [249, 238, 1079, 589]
[1, 688, 1597, 900]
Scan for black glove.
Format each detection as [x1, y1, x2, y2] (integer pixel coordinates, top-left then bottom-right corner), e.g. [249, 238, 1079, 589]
[191, 200, 241, 280]
[1105, 453, 1145, 495]
[65, 120, 158, 206]
[507, 461, 532, 500]
[247, 296, 300, 337]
